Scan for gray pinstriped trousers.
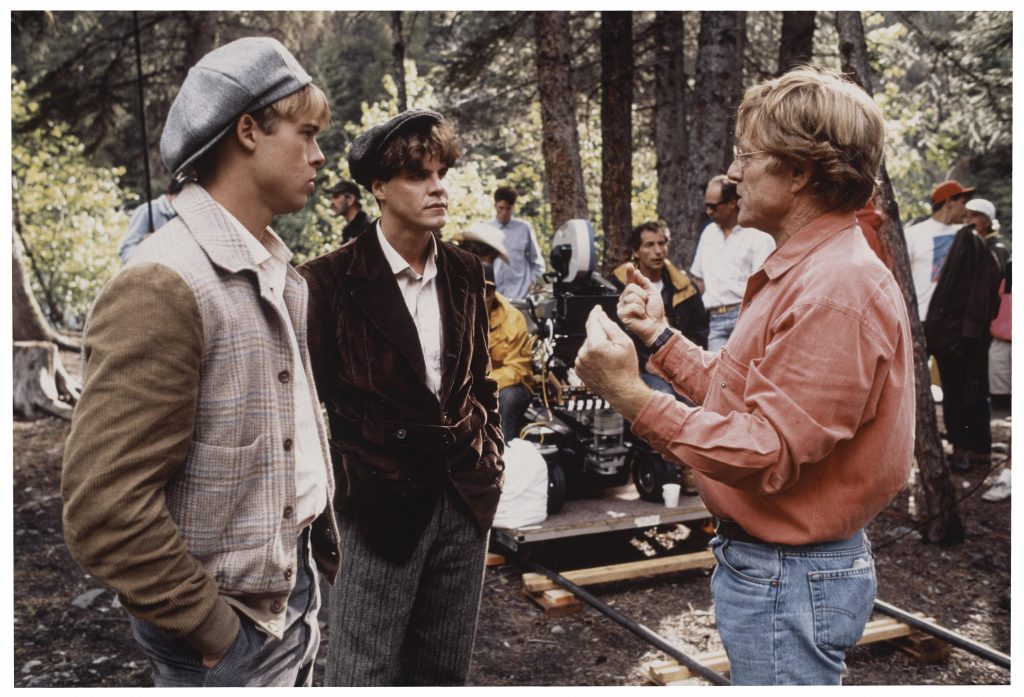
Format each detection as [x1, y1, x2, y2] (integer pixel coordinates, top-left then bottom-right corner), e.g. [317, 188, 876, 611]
[325, 488, 488, 686]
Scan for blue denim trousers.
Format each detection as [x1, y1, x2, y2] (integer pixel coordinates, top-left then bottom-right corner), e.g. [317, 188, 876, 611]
[710, 529, 876, 685]
[707, 307, 740, 351]
[130, 532, 320, 687]
[498, 384, 533, 444]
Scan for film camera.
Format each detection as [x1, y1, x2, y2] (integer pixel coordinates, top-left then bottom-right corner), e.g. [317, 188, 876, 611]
[520, 220, 682, 513]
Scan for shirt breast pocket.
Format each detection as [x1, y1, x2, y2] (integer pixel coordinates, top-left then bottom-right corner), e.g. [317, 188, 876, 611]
[504, 229, 528, 257]
[705, 348, 749, 413]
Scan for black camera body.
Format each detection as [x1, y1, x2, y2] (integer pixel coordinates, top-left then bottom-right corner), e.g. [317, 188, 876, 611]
[520, 221, 681, 513]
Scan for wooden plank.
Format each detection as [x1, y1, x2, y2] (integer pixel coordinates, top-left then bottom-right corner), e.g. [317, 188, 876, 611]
[647, 615, 938, 684]
[522, 550, 715, 593]
[522, 588, 582, 618]
[486, 552, 506, 567]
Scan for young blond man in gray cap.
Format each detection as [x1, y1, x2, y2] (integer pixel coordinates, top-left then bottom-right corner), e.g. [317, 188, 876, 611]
[299, 109, 503, 685]
[62, 36, 340, 687]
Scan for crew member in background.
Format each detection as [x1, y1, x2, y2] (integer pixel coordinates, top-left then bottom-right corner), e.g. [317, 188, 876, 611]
[905, 179, 974, 320]
[118, 176, 184, 263]
[609, 220, 708, 395]
[690, 174, 775, 350]
[490, 186, 546, 300]
[452, 222, 535, 444]
[326, 179, 371, 243]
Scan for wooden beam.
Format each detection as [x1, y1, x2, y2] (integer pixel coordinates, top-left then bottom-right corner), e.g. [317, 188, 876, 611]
[522, 550, 715, 593]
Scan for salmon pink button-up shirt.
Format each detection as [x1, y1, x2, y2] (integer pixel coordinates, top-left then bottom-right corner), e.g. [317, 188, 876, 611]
[633, 211, 914, 544]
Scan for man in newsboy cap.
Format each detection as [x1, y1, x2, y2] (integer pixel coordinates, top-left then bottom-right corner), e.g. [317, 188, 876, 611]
[299, 109, 504, 685]
[62, 37, 341, 687]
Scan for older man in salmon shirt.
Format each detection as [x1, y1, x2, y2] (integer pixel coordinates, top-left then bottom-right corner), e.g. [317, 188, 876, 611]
[575, 67, 914, 685]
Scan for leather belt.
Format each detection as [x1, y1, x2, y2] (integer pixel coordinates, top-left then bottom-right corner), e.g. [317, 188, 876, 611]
[714, 518, 765, 544]
[711, 303, 741, 315]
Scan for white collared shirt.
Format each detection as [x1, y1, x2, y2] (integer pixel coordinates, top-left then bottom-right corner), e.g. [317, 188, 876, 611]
[376, 223, 444, 400]
[222, 206, 328, 532]
[690, 223, 776, 309]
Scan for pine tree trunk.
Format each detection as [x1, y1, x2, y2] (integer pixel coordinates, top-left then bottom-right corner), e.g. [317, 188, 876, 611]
[654, 11, 688, 267]
[600, 11, 634, 272]
[777, 11, 816, 74]
[182, 12, 217, 71]
[679, 11, 746, 269]
[836, 10, 963, 544]
[391, 11, 409, 112]
[535, 11, 588, 231]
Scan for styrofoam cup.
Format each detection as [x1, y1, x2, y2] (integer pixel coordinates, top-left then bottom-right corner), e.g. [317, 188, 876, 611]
[662, 483, 681, 508]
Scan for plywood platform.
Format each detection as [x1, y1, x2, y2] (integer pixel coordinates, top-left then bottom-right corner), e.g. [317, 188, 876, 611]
[493, 484, 708, 550]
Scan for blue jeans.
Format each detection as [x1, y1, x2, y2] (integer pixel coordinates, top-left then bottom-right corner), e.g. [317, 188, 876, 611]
[130, 532, 320, 687]
[708, 307, 740, 351]
[710, 529, 876, 685]
[499, 384, 532, 443]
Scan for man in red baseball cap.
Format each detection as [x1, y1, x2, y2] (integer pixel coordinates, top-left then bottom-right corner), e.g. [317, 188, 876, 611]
[905, 179, 975, 321]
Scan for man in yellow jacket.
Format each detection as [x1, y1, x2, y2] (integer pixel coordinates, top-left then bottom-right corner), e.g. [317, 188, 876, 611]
[453, 223, 535, 443]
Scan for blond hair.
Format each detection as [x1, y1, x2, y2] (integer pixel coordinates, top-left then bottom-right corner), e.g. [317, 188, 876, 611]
[736, 66, 884, 212]
[252, 83, 332, 133]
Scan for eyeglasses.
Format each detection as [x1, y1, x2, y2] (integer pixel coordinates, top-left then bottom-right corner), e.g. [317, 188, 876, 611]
[732, 145, 771, 172]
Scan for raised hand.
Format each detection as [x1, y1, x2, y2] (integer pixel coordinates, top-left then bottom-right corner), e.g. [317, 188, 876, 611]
[574, 306, 651, 421]
[617, 263, 670, 346]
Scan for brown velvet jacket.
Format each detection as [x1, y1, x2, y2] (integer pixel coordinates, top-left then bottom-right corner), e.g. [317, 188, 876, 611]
[298, 228, 504, 561]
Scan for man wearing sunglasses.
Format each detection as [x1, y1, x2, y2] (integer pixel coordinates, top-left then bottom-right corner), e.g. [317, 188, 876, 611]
[691, 174, 775, 350]
[905, 180, 975, 321]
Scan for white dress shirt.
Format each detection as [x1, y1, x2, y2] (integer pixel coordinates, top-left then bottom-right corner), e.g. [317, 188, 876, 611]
[377, 224, 444, 400]
[690, 223, 776, 309]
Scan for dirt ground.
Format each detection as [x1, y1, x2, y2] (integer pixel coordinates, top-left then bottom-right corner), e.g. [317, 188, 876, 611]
[12, 386, 1011, 686]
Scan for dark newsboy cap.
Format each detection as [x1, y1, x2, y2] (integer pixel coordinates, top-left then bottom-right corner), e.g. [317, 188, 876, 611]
[160, 36, 312, 175]
[326, 180, 360, 197]
[347, 108, 443, 190]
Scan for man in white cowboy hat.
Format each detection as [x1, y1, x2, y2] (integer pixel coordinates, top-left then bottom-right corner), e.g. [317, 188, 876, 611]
[62, 36, 339, 687]
[452, 222, 535, 443]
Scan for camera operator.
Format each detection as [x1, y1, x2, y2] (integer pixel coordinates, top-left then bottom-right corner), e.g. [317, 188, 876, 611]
[609, 221, 708, 397]
[575, 68, 913, 685]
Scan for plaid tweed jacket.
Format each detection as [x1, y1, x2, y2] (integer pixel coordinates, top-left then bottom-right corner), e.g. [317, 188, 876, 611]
[62, 183, 340, 657]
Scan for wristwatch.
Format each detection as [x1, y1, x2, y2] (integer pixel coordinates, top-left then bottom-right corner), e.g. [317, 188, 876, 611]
[649, 326, 675, 354]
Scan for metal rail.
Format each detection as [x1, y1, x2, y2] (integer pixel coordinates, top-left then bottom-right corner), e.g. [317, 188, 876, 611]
[523, 559, 730, 685]
[515, 558, 1012, 685]
[874, 599, 1010, 669]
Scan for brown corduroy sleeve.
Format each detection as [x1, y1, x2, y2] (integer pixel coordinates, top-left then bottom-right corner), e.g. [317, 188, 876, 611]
[61, 264, 240, 659]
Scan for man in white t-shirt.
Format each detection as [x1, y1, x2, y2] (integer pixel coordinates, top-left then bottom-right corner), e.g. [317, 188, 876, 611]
[905, 179, 974, 321]
[690, 174, 775, 350]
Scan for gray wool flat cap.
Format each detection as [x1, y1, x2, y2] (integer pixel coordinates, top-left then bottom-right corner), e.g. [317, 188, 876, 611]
[348, 108, 444, 190]
[160, 36, 312, 175]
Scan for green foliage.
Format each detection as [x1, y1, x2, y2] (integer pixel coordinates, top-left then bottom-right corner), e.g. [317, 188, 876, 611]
[11, 77, 127, 330]
[866, 11, 1012, 233]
